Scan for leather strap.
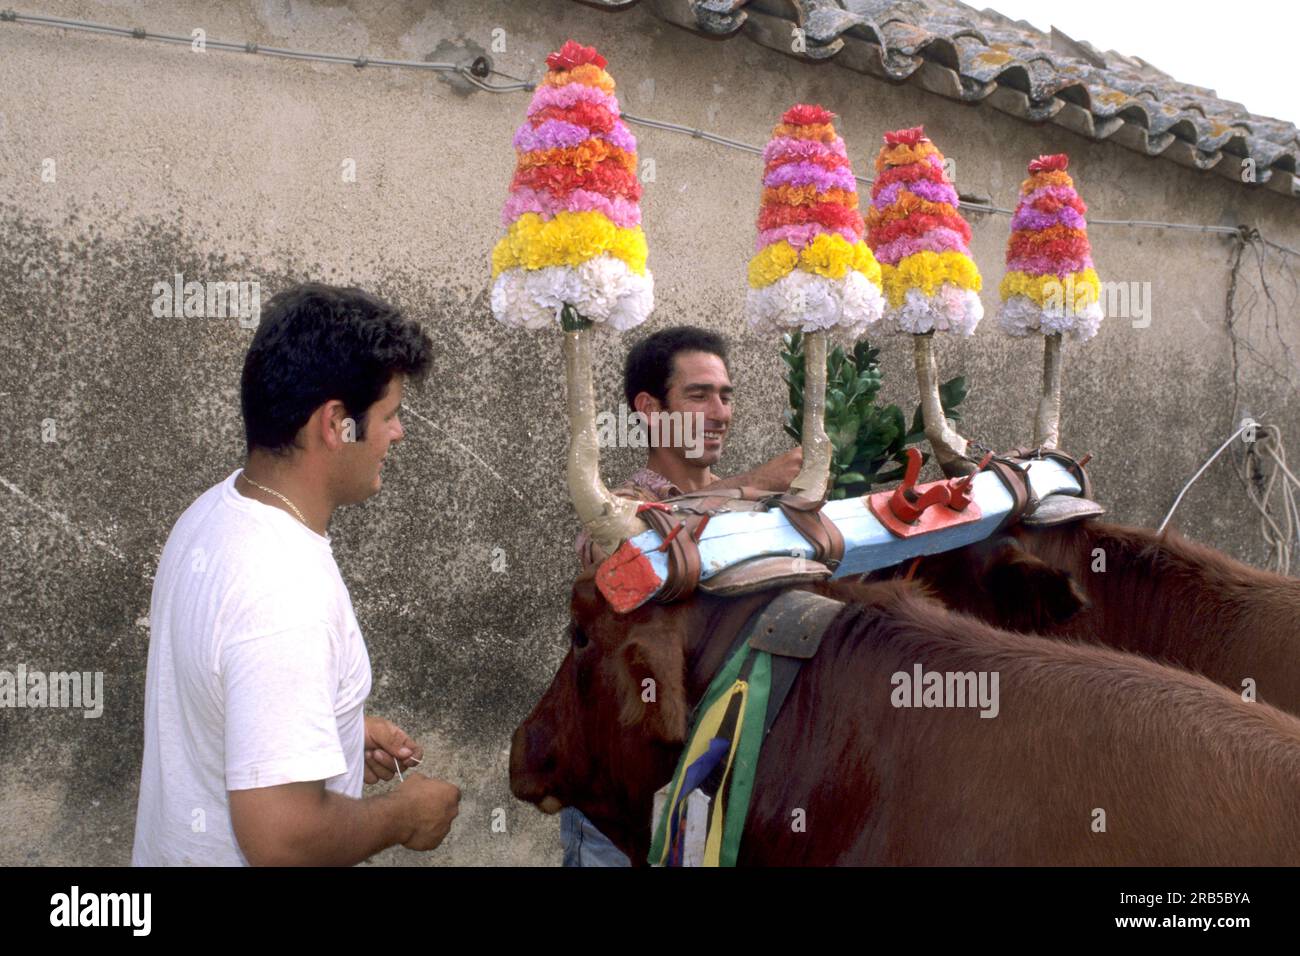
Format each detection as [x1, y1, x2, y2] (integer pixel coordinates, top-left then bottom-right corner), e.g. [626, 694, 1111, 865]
[985, 457, 1034, 531]
[638, 505, 702, 604]
[1005, 446, 1094, 501]
[1045, 449, 1094, 500]
[746, 588, 842, 660]
[765, 494, 846, 571]
[751, 591, 843, 738]
[668, 485, 774, 503]
[691, 589, 844, 739]
[648, 491, 845, 602]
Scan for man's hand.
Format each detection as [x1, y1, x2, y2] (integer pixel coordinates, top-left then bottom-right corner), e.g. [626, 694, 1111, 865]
[712, 447, 803, 493]
[364, 715, 423, 783]
[752, 447, 803, 491]
[395, 774, 461, 851]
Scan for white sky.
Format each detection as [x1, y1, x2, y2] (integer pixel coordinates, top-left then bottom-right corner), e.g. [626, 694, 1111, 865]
[981, 0, 1297, 124]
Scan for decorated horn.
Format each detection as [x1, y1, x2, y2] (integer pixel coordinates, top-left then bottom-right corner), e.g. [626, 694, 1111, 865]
[745, 104, 885, 500]
[913, 332, 972, 475]
[562, 310, 647, 552]
[489, 40, 655, 554]
[787, 331, 833, 499]
[997, 154, 1103, 450]
[867, 127, 982, 477]
[1036, 334, 1064, 450]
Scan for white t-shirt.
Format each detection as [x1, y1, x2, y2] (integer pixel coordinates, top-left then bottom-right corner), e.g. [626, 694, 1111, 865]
[132, 470, 373, 866]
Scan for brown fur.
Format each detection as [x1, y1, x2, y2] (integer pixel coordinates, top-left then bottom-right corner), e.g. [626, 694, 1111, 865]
[510, 573, 1300, 865]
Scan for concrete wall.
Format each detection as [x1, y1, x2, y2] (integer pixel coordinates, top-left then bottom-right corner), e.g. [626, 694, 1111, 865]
[0, 0, 1296, 865]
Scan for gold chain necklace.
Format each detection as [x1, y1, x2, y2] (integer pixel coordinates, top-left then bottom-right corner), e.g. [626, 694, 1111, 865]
[240, 472, 309, 527]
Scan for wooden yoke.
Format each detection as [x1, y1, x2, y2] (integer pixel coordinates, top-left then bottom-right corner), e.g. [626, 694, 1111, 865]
[634, 487, 846, 604]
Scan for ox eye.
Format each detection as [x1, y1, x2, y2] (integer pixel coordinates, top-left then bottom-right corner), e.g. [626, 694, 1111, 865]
[571, 626, 589, 649]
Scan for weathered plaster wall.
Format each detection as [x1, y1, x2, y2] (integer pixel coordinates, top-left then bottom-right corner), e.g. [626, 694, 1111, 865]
[0, 0, 1296, 865]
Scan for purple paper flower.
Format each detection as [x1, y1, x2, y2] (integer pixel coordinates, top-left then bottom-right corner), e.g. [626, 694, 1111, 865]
[764, 161, 857, 191]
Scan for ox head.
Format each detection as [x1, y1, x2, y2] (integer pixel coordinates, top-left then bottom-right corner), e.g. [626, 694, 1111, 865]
[509, 572, 704, 862]
[901, 531, 1091, 633]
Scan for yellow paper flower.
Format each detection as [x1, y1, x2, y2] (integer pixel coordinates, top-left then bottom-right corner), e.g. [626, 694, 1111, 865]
[851, 242, 883, 286]
[880, 250, 983, 307]
[747, 237, 883, 289]
[747, 241, 800, 288]
[1000, 268, 1100, 307]
[800, 233, 856, 280]
[492, 212, 647, 277]
[491, 237, 516, 277]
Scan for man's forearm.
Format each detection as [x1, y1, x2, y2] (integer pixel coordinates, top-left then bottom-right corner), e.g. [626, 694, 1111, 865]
[320, 790, 413, 865]
[297, 790, 412, 866]
[239, 788, 410, 866]
[708, 469, 780, 493]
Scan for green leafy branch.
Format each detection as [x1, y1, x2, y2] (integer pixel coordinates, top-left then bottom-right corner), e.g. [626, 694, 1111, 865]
[781, 331, 968, 499]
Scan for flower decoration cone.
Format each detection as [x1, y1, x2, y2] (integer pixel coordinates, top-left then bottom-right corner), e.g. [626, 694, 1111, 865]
[997, 153, 1102, 342]
[745, 104, 883, 500]
[490, 40, 653, 331]
[868, 127, 981, 476]
[744, 104, 884, 341]
[867, 126, 983, 335]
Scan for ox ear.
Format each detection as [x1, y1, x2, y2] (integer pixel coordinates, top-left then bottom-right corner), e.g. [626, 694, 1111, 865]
[617, 636, 687, 744]
[985, 540, 1089, 631]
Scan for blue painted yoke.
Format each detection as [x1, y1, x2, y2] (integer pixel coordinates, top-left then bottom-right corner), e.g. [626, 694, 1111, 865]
[622, 458, 1081, 597]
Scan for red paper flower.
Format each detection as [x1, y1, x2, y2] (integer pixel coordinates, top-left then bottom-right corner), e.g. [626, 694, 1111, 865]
[758, 202, 864, 233]
[530, 101, 617, 134]
[782, 104, 835, 126]
[1007, 233, 1091, 261]
[872, 160, 948, 190]
[511, 161, 643, 201]
[883, 126, 927, 146]
[546, 40, 607, 72]
[1028, 153, 1069, 173]
[868, 211, 972, 248]
[1030, 192, 1087, 215]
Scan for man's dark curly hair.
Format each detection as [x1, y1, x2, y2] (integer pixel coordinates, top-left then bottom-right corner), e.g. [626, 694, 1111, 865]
[623, 326, 729, 410]
[240, 283, 432, 455]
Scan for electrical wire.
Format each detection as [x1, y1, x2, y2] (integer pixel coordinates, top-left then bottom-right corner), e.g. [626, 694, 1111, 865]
[1236, 423, 1300, 574]
[1159, 419, 1257, 534]
[2, 7, 1298, 250]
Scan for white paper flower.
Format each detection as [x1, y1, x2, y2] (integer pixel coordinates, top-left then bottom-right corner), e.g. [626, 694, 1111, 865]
[490, 255, 654, 331]
[837, 270, 887, 341]
[490, 271, 557, 330]
[997, 293, 1102, 342]
[877, 284, 983, 336]
[744, 269, 884, 339]
[605, 270, 654, 331]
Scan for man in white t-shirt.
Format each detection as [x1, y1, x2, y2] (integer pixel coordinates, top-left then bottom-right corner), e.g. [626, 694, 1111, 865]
[133, 282, 460, 866]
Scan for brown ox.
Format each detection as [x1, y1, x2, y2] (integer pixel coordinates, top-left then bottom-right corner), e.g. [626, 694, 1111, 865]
[510, 574, 1300, 865]
[889, 519, 1300, 719]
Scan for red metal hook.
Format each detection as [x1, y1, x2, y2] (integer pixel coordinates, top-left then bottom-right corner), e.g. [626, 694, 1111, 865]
[888, 448, 952, 523]
[946, 452, 993, 511]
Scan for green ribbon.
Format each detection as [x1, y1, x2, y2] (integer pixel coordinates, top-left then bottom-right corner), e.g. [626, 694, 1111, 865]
[648, 642, 772, 867]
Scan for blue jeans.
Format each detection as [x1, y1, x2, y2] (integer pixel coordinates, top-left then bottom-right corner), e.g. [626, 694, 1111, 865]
[560, 807, 631, 867]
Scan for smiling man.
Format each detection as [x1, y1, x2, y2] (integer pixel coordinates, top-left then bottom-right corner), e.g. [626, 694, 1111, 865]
[566, 325, 801, 866]
[133, 283, 460, 866]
